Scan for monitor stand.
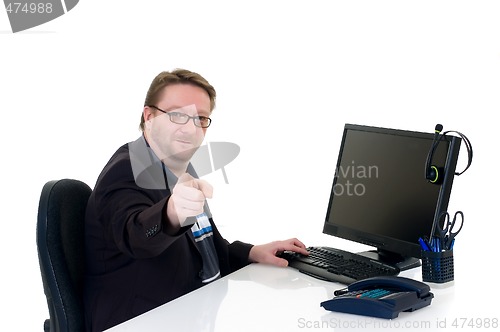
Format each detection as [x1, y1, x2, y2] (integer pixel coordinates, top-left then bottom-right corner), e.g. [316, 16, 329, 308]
[357, 249, 421, 271]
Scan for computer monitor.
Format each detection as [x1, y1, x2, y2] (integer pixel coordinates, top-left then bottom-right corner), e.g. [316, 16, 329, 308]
[322, 124, 461, 270]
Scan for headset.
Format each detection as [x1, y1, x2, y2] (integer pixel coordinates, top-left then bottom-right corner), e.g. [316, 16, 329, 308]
[425, 124, 473, 184]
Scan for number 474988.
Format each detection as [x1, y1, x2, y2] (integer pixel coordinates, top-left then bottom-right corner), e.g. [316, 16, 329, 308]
[5, 2, 53, 14]
[452, 317, 498, 329]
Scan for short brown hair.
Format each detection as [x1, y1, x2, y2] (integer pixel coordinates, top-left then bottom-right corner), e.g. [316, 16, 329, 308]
[140, 68, 216, 131]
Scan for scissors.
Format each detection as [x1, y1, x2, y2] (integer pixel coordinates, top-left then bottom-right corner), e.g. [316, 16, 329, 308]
[436, 211, 464, 250]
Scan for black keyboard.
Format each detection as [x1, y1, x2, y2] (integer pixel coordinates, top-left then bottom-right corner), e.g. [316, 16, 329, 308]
[280, 246, 400, 284]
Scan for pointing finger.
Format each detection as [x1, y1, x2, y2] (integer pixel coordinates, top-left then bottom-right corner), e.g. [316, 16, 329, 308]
[194, 179, 213, 199]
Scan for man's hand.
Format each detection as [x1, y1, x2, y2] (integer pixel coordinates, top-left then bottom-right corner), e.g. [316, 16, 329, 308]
[167, 173, 213, 228]
[248, 238, 309, 267]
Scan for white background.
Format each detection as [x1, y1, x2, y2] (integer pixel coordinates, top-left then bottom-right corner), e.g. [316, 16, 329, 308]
[1, 1, 498, 330]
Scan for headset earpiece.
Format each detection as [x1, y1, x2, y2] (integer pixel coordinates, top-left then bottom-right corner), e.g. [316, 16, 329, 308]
[426, 165, 444, 184]
[425, 123, 473, 184]
[425, 124, 444, 184]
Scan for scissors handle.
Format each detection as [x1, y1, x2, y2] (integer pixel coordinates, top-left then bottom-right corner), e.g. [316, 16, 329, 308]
[435, 210, 464, 250]
[436, 211, 450, 237]
[449, 211, 464, 235]
[444, 211, 464, 248]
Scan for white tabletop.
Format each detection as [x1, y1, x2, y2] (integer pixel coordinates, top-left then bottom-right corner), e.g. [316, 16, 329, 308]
[105, 255, 496, 332]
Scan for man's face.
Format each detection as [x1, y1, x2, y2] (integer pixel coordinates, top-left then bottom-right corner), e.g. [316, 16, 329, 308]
[144, 84, 211, 163]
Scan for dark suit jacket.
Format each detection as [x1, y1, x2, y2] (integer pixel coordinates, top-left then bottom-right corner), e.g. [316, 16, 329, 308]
[83, 136, 252, 331]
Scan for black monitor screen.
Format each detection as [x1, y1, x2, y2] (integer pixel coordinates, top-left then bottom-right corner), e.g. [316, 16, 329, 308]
[323, 124, 461, 269]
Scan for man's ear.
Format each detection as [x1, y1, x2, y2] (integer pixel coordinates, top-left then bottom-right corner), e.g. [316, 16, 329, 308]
[143, 106, 154, 121]
[143, 106, 154, 128]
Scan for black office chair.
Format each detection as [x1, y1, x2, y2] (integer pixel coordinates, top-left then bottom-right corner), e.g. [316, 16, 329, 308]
[37, 179, 92, 332]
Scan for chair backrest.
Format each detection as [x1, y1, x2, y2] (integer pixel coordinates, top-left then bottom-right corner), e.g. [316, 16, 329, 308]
[37, 179, 92, 332]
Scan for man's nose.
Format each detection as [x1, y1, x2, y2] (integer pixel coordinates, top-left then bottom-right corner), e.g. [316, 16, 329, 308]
[179, 117, 198, 133]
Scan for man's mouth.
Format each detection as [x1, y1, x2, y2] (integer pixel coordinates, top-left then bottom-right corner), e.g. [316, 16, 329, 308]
[176, 139, 192, 144]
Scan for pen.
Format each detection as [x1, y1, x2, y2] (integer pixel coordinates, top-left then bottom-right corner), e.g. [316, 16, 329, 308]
[430, 237, 440, 252]
[419, 237, 431, 251]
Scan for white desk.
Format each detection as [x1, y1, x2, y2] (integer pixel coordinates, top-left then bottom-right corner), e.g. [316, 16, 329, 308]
[105, 258, 496, 332]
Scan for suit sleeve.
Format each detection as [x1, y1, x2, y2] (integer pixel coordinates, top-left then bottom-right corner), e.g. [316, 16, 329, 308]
[92, 154, 191, 259]
[208, 216, 254, 273]
[228, 240, 254, 271]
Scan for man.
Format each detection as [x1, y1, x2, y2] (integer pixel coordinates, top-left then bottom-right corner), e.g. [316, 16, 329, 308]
[83, 69, 308, 331]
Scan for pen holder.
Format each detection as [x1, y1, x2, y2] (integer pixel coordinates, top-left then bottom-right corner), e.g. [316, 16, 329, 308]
[421, 249, 454, 283]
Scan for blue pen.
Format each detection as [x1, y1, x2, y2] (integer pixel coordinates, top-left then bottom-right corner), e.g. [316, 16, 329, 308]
[419, 237, 430, 251]
[431, 237, 441, 252]
[429, 237, 435, 252]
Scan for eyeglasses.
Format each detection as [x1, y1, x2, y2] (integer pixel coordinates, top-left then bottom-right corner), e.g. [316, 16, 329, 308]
[148, 105, 212, 128]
